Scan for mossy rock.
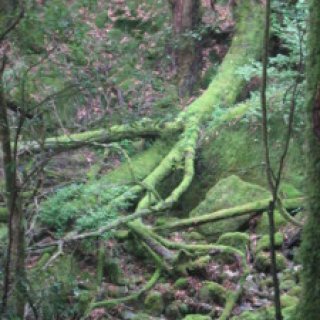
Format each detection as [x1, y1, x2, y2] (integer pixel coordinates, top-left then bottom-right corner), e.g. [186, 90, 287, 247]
[183, 231, 206, 242]
[256, 232, 284, 253]
[281, 294, 299, 308]
[144, 291, 164, 316]
[217, 232, 249, 253]
[199, 281, 226, 305]
[132, 313, 153, 320]
[256, 210, 287, 234]
[190, 175, 270, 239]
[288, 285, 301, 297]
[165, 301, 183, 319]
[174, 277, 189, 290]
[280, 279, 296, 292]
[255, 251, 287, 273]
[182, 315, 211, 320]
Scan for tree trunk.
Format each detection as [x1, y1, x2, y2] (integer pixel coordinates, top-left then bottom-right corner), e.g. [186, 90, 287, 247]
[295, 1, 320, 319]
[169, 0, 202, 97]
[0, 1, 26, 317]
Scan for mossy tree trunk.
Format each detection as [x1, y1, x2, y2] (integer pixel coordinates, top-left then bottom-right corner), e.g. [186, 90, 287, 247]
[0, 2, 26, 317]
[169, 0, 202, 97]
[295, 1, 320, 319]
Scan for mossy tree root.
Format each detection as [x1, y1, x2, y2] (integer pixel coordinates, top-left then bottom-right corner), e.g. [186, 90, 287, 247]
[154, 197, 304, 232]
[88, 268, 161, 310]
[19, 119, 183, 154]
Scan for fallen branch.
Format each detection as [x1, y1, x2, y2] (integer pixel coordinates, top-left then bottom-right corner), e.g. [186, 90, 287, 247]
[154, 197, 304, 231]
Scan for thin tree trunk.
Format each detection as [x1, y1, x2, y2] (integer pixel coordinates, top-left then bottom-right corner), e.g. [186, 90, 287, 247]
[0, 66, 25, 318]
[0, 1, 26, 316]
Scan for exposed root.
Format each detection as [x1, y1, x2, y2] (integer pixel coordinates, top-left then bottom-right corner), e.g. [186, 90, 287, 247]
[88, 268, 161, 310]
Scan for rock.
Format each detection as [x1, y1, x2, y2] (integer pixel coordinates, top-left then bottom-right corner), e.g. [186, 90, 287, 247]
[165, 301, 183, 319]
[256, 211, 287, 234]
[182, 315, 211, 320]
[144, 290, 164, 316]
[255, 251, 287, 273]
[217, 232, 250, 253]
[198, 281, 226, 305]
[174, 277, 189, 290]
[190, 175, 270, 239]
[256, 232, 284, 253]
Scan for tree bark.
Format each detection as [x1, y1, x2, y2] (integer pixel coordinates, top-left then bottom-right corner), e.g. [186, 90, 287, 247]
[295, 1, 320, 319]
[170, 0, 202, 97]
[0, 1, 25, 317]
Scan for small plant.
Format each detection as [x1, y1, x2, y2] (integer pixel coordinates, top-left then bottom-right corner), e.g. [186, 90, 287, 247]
[39, 182, 135, 235]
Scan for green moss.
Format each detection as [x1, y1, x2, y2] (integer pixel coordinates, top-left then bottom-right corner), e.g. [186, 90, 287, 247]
[256, 210, 288, 234]
[288, 285, 302, 297]
[256, 232, 284, 253]
[280, 183, 303, 198]
[144, 291, 164, 315]
[132, 313, 153, 320]
[190, 175, 270, 239]
[105, 258, 124, 285]
[199, 281, 227, 305]
[282, 306, 296, 319]
[165, 301, 183, 318]
[102, 139, 173, 185]
[174, 277, 189, 290]
[114, 229, 130, 241]
[255, 251, 287, 273]
[217, 232, 249, 253]
[280, 279, 296, 292]
[183, 315, 211, 320]
[281, 294, 299, 308]
[184, 231, 206, 242]
[95, 12, 108, 28]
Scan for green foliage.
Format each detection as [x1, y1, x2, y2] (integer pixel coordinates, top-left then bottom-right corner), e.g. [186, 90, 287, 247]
[39, 182, 135, 234]
[29, 255, 86, 319]
[236, 0, 307, 131]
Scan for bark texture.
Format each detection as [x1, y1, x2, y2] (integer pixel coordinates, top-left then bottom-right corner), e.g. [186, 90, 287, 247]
[295, 1, 320, 319]
[170, 0, 202, 97]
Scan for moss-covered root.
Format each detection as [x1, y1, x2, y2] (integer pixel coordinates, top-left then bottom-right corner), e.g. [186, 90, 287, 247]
[87, 268, 161, 312]
[20, 118, 183, 154]
[155, 197, 303, 232]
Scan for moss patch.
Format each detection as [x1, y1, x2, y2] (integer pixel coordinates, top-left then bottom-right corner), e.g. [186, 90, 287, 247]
[256, 232, 284, 253]
[144, 290, 164, 316]
[190, 175, 270, 239]
[199, 281, 227, 305]
[217, 232, 250, 253]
